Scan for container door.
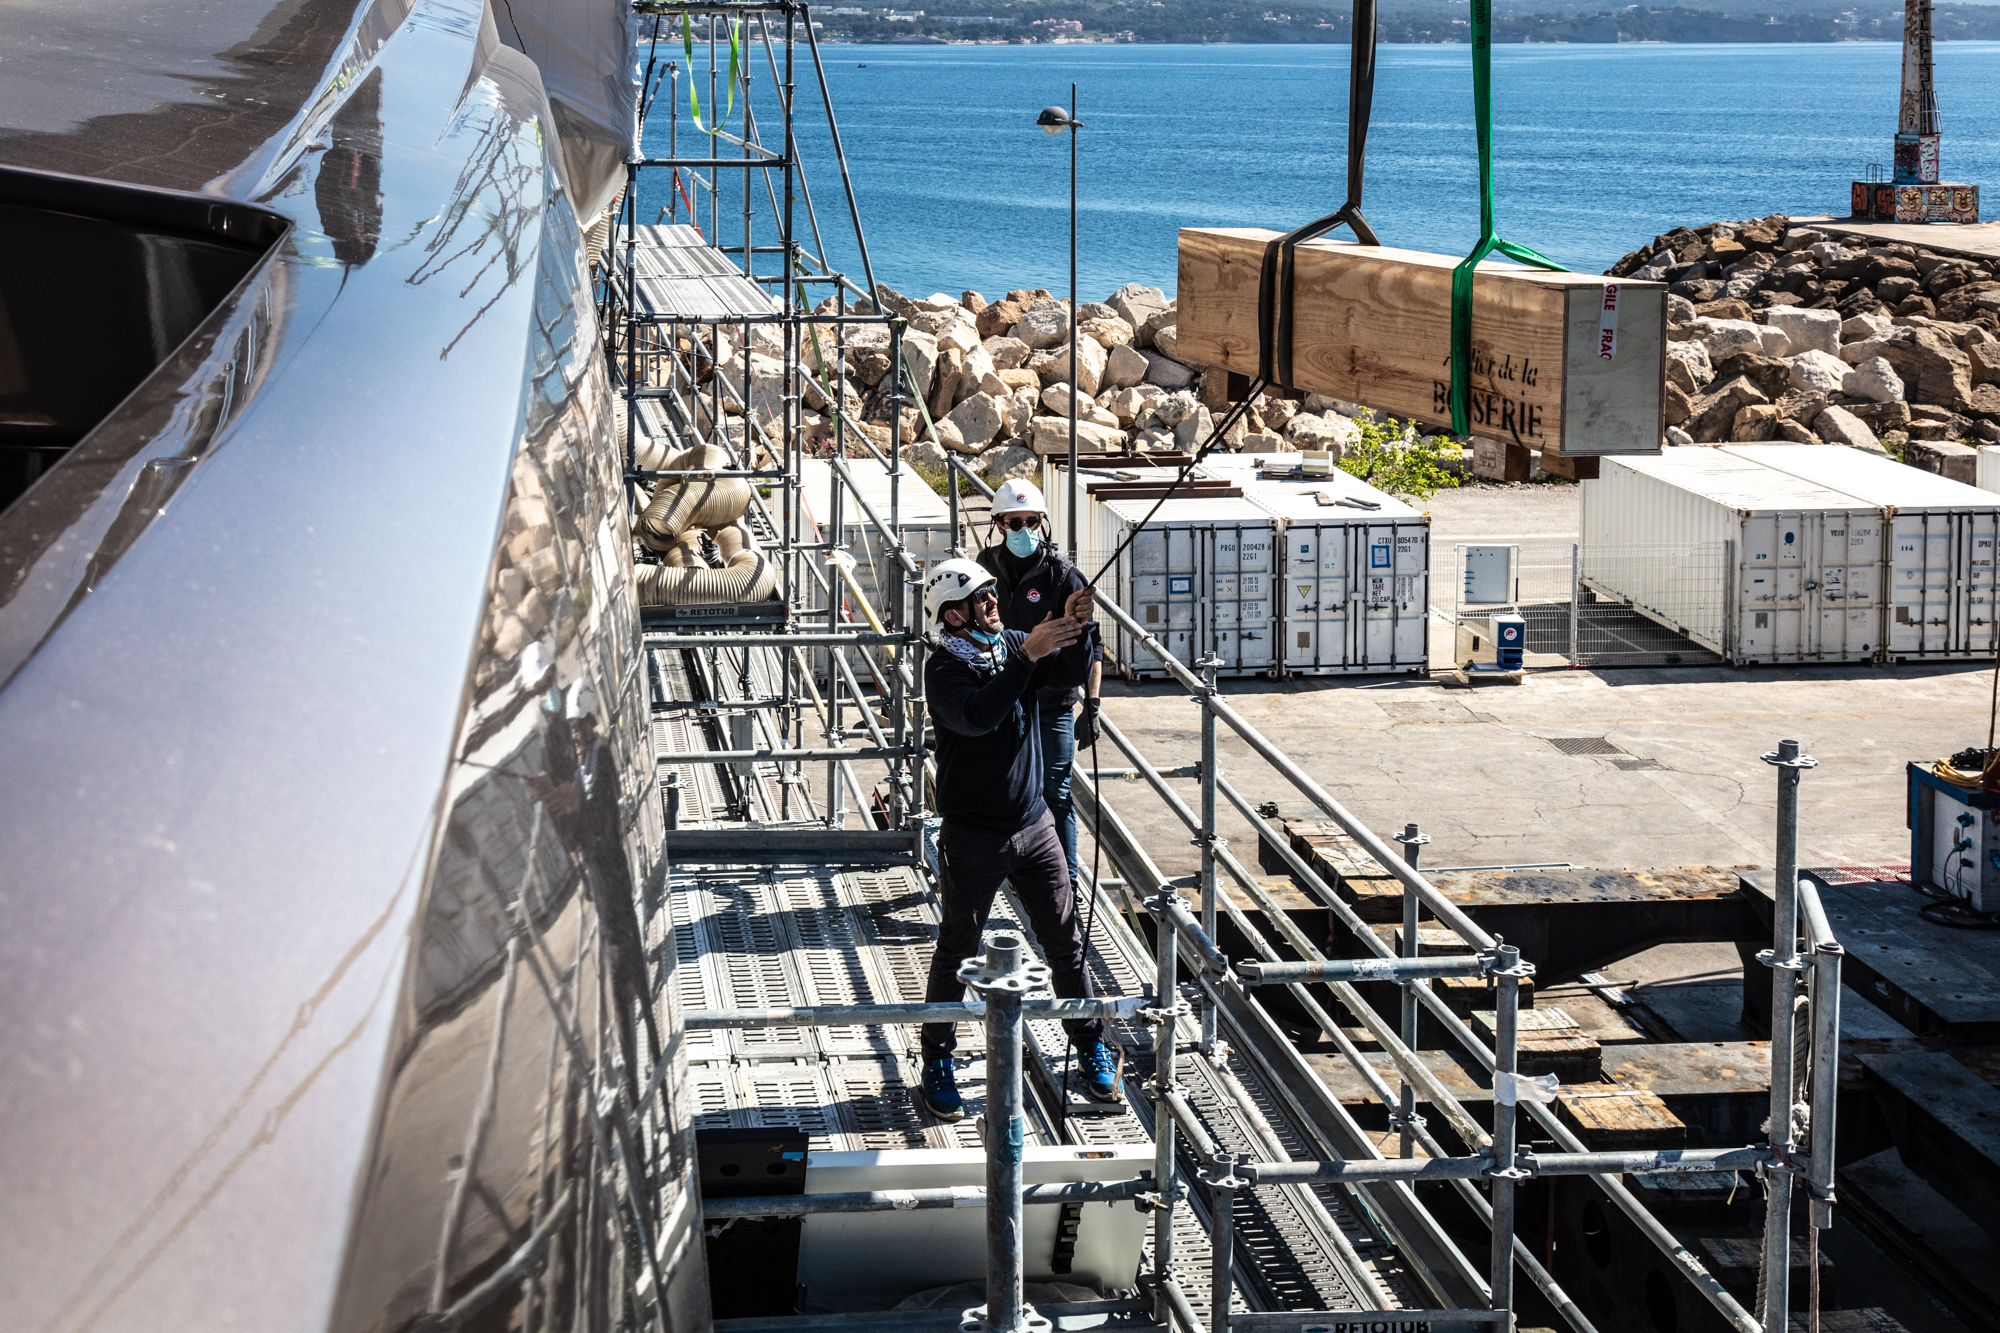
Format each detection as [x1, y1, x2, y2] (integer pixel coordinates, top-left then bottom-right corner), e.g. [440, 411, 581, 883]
[1887, 515, 1943, 658]
[1837, 509, 1885, 661]
[1393, 523, 1430, 668]
[1360, 526, 1401, 664]
[1738, 513, 1784, 663]
[1283, 520, 1322, 671]
[1236, 521, 1275, 671]
[1130, 526, 1169, 671]
[1967, 511, 1999, 659]
[1318, 524, 1352, 668]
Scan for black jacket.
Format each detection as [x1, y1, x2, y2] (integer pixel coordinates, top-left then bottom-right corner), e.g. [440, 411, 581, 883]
[926, 628, 1091, 832]
[975, 540, 1101, 702]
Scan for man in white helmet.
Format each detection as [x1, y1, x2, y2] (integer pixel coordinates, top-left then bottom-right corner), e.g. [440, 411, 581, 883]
[915, 555, 1121, 1119]
[976, 478, 1101, 892]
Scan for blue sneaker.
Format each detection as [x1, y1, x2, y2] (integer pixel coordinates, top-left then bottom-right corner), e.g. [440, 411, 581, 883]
[921, 1058, 964, 1121]
[1079, 1041, 1124, 1104]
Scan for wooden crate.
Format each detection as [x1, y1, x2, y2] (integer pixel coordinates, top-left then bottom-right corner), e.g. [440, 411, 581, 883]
[1177, 228, 1667, 457]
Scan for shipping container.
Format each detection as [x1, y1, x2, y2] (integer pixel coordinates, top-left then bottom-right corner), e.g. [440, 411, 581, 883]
[1582, 452, 1887, 664]
[1231, 464, 1431, 676]
[1056, 487, 1281, 679]
[1723, 445, 2000, 662]
[1977, 445, 2000, 496]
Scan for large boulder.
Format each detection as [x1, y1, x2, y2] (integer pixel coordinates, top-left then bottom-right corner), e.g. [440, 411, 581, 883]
[1152, 326, 1182, 361]
[1663, 382, 1693, 425]
[1102, 342, 1150, 390]
[928, 348, 964, 420]
[1028, 416, 1127, 454]
[946, 392, 1008, 451]
[1766, 307, 1840, 357]
[1685, 375, 1770, 442]
[1875, 327, 1976, 413]
[1041, 337, 1107, 395]
[1844, 356, 1905, 404]
[1667, 340, 1714, 391]
[1286, 413, 1355, 450]
[1699, 318, 1764, 362]
[1174, 405, 1215, 450]
[1108, 283, 1172, 335]
[1788, 350, 1849, 396]
[901, 332, 940, 398]
[1732, 404, 1782, 441]
[1078, 315, 1134, 349]
[1812, 404, 1881, 451]
[1840, 311, 1893, 344]
[995, 368, 1042, 393]
[983, 444, 1039, 483]
[958, 343, 1001, 404]
[1964, 328, 2000, 384]
[984, 335, 1030, 371]
[977, 298, 1027, 339]
[1143, 351, 1196, 390]
[1969, 383, 2000, 422]
[1136, 308, 1178, 350]
[1711, 351, 1793, 402]
[1011, 299, 1072, 350]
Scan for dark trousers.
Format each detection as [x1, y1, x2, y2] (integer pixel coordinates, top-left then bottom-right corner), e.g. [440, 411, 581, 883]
[921, 810, 1103, 1062]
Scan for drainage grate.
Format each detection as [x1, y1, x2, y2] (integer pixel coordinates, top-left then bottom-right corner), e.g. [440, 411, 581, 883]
[1548, 736, 1623, 756]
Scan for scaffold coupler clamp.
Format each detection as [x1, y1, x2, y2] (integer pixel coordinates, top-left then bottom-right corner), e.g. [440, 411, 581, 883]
[1480, 937, 1536, 981]
[957, 933, 1049, 997]
[1393, 825, 1431, 851]
[1199, 1151, 1250, 1193]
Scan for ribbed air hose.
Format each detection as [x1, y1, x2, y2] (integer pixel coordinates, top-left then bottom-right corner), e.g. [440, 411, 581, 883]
[636, 444, 751, 551]
[635, 521, 779, 607]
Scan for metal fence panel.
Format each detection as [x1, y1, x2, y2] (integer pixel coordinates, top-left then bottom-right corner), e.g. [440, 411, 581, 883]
[1441, 540, 1729, 668]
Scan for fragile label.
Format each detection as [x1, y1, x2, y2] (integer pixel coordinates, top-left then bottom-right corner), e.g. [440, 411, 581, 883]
[1597, 284, 1620, 362]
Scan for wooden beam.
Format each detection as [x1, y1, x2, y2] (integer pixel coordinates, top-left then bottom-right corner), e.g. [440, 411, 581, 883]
[1176, 228, 1667, 458]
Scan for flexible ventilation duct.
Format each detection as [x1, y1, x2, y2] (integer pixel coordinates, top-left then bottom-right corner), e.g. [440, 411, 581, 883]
[636, 445, 750, 551]
[635, 521, 778, 607]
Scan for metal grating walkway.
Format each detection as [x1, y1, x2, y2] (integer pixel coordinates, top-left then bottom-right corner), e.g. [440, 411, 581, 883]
[624, 223, 775, 321]
[646, 639, 1420, 1317]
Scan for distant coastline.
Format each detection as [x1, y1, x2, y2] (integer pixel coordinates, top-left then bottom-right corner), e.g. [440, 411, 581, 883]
[634, 1, 2000, 45]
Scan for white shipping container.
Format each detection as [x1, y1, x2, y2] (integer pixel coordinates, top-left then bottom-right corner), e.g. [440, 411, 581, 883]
[1582, 452, 1887, 664]
[1979, 445, 2000, 497]
[1075, 494, 1281, 679]
[1724, 445, 2000, 661]
[1236, 467, 1430, 675]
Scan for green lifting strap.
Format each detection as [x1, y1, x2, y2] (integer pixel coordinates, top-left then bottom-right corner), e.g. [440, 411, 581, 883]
[1448, 0, 1565, 436]
[682, 14, 741, 136]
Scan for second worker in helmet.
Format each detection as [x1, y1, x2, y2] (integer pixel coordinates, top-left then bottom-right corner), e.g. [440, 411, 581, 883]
[976, 478, 1102, 891]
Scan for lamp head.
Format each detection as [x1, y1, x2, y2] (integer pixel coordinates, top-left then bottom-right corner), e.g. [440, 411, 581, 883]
[1036, 105, 1072, 134]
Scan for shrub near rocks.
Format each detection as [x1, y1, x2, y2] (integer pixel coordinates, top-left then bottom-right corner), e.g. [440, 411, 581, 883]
[1611, 213, 2000, 450]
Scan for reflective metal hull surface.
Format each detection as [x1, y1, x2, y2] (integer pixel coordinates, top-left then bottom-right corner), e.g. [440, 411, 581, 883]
[0, 0, 699, 1328]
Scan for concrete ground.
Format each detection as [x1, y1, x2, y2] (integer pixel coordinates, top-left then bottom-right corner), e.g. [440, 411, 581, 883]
[1093, 478, 1991, 879]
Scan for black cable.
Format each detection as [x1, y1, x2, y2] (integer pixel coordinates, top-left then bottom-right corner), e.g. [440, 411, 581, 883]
[1081, 382, 1269, 595]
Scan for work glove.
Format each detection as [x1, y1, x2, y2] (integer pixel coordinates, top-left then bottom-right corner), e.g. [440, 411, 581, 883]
[1074, 697, 1101, 750]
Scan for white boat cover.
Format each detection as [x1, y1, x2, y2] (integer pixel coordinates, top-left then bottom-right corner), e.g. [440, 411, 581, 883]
[490, 0, 638, 218]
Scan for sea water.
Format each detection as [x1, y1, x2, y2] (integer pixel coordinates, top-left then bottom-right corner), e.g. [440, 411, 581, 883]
[635, 41, 2000, 300]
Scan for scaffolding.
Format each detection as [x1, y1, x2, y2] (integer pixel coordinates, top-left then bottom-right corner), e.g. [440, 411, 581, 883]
[591, 12, 1844, 1332]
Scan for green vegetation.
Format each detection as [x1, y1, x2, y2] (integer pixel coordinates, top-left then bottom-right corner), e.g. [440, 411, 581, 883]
[1337, 412, 1462, 501]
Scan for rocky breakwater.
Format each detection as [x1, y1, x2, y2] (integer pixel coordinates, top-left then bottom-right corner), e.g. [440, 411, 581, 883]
[745, 282, 1370, 488]
[1607, 215, 2000, 470]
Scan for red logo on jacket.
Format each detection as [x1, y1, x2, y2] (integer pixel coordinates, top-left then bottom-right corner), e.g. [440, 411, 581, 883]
[1026, 589, 1041, 603]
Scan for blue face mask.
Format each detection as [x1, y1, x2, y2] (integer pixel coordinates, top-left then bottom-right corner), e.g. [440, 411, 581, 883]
[966, 625, 1001, 647]
[1005, 526, 1040, 558]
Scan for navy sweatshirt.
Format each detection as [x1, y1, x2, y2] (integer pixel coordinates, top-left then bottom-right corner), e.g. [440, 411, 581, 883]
[975, 541, 1101, 704]
[926, 628, 1091, 832]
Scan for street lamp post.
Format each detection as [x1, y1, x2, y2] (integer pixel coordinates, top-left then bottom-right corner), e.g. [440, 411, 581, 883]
[1036, 91, 1081, 560]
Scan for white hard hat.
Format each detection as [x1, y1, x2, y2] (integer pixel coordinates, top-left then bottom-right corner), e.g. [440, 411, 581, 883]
[565, 678, 598, 720]
[922, 557, 998, 626]
[990, 478, 1046, 519]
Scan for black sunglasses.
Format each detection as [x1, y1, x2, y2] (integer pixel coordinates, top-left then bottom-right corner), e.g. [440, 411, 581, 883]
[1001, 515, 1043, 532]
